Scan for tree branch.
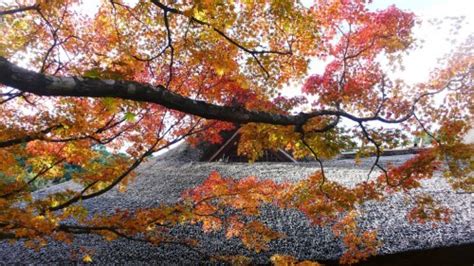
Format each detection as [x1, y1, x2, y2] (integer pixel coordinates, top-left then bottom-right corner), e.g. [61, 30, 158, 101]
[0, 5, 39, 17]
[0, 56, 419, 129]
[0, 125, 62, 148]
[149, 0, 291, 78]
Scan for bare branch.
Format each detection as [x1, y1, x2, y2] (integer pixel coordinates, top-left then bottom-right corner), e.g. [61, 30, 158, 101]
[0, 125, 62, 148]
[0, 5, 39, 17]
[358, 122, 391, 185]
[149, 0, 291, 77]
[0, 158, 65, 199]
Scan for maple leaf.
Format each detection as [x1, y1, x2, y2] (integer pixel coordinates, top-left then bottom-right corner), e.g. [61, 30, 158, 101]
[0, 0, 471, 264]
[82, 254, 93, 263]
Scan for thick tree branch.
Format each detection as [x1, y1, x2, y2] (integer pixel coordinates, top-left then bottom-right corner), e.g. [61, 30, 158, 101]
[0, 232, 16, 240]
[0, 56, 417, 128]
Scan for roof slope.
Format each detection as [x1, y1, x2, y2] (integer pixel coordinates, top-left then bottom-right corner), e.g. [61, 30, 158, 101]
[0, 144, 472, 264]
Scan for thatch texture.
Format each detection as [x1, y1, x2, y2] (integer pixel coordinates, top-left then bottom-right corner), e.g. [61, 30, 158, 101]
[0, 144, 472, 264]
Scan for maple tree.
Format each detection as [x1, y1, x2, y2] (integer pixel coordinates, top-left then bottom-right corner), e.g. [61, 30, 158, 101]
[0, 0, 472, 264]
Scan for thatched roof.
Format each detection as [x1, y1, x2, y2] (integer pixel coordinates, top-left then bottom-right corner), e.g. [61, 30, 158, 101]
[0, 143, 472, 264]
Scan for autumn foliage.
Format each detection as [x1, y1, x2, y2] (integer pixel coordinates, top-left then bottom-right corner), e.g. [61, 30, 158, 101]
[0, 0, 472, 264]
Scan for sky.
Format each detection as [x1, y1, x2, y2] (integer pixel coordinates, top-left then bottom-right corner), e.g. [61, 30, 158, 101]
[296, 0, 474, 143]
[368, 0, 473, 85]
[299, 0, 473, 85]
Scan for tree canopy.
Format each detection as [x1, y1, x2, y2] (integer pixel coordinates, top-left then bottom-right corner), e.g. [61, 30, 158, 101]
[0, 0, 472, 264]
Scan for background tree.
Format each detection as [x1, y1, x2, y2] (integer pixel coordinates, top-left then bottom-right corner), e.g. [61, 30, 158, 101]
[0, 0, 472, 264]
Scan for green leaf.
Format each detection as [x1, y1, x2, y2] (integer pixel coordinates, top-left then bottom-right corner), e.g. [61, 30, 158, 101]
[124, 112, 136, 122]
[83, 68, 101, 79]
[102, 97, 119, 112]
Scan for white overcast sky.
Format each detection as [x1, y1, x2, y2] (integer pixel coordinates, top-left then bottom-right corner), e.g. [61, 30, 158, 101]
[369, 0, 472, 85]
[301, 0, 473, 85]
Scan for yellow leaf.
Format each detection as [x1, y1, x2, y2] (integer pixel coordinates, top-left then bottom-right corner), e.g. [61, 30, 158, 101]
[271, 254, 297, 265]
[193, 9, 206, 21]
[216, 67, 225, 76]
[51, 200, 59, 208]
[83, 254, 93, 263]
[118, 183, 127, 193]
